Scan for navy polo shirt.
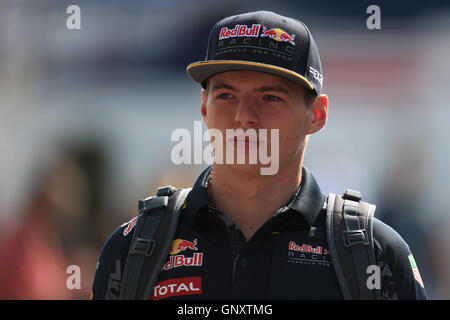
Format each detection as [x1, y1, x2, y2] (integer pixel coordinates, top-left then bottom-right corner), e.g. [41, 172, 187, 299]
[91, 166, 428, 300]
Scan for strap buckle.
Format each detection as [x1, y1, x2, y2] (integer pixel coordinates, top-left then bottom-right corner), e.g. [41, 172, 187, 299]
[157, 186, 177, 197]
[138, 196, 169, 213]
[342, 229, 369, 248]
[129, 237, 155, 257]
[343, 189, 362, 202]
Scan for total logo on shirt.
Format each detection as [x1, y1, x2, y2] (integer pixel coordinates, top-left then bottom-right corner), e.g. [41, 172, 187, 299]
[151, 277, 202, 300]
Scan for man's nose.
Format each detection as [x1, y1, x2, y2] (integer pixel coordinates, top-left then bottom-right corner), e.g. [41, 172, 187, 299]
[234, 95, 259, 128]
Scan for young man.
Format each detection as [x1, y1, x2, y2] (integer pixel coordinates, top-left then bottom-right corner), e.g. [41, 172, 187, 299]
[91, 11, 428, 300]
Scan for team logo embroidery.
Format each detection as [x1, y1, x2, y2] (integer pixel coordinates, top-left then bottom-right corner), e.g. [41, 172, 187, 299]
[218, 24, 295, 45]
[163, 253, 203, 271]
[169, 238, 199, 255]
[408, 254, 425, 288]
[216, 24, 296, 62]
[163, 238, 203, 271]
[121, 216, 138, 236]
[219, 24, 261, 40]
[151, 277, 202, 300]
[260, 27, 295, 45]
[287, 241, 332, 266]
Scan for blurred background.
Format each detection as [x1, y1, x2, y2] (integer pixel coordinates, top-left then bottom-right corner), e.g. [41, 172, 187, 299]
[0, 0, 449, 299]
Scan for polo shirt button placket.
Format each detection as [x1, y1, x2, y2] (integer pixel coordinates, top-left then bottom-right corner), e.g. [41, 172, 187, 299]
[239, 258, 249, 268]
[231, 228, 240, 241]
[229, 225, 245, 283]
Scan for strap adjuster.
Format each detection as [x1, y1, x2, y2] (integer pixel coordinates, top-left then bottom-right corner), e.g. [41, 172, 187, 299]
[343, 189, 362, 202]
[157, 186, 177, 197]
[138, 196, 169, 213]
[130, 237, 155, 257]
[342, 229, 369, 248]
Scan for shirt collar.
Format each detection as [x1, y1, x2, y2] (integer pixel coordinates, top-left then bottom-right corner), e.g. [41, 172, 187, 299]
[287, 166, 326, 225]
[186, 165, 213, 224]
[186, 165, 325, 226]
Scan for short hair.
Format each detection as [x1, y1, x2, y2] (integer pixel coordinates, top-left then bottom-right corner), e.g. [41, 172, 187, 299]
[303, 88, 317, 108]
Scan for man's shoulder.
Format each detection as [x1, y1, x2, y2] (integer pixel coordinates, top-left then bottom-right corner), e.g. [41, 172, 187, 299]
[371, 216, 417, 274]
[372, 216, 428, 299]
[95, 217, 138, 276]
[91, 217, 138, 299]
[372, 216, 411, 256]
[103, 217, 137, 253]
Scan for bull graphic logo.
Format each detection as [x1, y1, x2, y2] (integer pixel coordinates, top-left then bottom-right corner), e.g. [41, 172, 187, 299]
[261, 27, 295, 45]
[169, 238, 199, 255]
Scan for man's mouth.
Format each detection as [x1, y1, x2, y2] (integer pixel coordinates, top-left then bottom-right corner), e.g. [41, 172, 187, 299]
[230, 136, 265, 144]
[225, 136, 266, 153]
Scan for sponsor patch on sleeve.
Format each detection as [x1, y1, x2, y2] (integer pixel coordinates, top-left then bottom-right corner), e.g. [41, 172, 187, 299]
[408, 254, 425, 288]
[121, 216, 138, 236]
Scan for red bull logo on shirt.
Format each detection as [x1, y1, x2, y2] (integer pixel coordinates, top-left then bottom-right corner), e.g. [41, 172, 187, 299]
[169, 238, 199, 255]
[287, 241, 332, 266]
[121, 216, 138, 236]
[163, 253, 203, 271]
[288, 241, 329, 255]
[165, 238, 203, 271]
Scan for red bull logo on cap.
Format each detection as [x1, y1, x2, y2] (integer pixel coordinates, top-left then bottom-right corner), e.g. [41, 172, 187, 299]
[219, 24, 261, 40]
[261, 27, 295, 45]
[217, 24, 295, 46]
[169, 238, 199, 255]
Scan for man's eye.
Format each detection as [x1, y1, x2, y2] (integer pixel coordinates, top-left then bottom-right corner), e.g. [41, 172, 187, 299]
[264, 95, 283, 102]
[217, 93, 234, 99]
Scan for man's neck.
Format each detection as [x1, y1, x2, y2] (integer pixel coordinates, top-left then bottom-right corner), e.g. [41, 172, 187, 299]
[207, 162, 303, 241]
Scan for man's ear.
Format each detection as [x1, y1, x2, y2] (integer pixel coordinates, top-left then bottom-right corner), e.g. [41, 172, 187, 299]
[306, 94, 328, 135]
[201, 89, 208, 125]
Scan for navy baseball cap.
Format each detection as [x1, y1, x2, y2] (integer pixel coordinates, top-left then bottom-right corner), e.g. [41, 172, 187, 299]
[187, 11, 323, 95]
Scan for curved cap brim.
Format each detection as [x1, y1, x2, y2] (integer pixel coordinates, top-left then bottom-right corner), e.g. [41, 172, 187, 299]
[187, 60, 315, 91]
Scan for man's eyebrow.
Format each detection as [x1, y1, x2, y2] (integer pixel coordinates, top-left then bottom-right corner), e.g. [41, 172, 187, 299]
[254, 86, 290, 95]
[209, 82, 238, 92]
[209, 82, 292, 95]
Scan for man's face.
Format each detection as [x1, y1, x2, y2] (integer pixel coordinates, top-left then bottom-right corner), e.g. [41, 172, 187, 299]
[201, 70, 325, 175]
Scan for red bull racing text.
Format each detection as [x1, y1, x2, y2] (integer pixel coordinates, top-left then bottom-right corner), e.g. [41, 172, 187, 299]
[219, 24, 261, 40]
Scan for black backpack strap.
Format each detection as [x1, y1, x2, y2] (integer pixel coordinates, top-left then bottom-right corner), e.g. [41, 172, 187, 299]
[119, 186, 191, 300]
[326, 189, 381, 300]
